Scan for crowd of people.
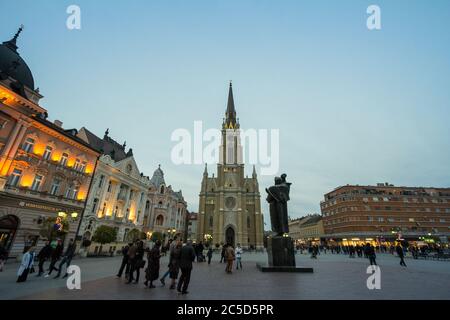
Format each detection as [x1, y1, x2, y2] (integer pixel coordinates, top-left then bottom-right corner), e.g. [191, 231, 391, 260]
[115, 238, 245, 295]
[13, 238, 77, 283]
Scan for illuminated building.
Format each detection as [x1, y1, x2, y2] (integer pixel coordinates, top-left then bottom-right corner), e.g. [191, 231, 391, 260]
[76, 128, 151, 243]
[142, 165, 187, 242]
[321, 183, 450, 246]
[0, 27, 100, 258]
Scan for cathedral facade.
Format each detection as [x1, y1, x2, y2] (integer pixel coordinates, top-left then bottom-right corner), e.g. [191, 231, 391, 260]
[197, 83, 264, 249]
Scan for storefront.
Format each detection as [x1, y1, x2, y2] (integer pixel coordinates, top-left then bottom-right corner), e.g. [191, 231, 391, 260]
[0, 193, 83, 259]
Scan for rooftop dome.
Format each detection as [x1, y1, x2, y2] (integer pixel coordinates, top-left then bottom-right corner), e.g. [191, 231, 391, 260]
[150, 165, 166, 188]
[0, 26, 35, 92]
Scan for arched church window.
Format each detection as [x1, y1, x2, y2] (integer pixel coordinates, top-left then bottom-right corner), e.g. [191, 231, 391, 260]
[209, 216, 213, 227]
[247, 216, 251, 229]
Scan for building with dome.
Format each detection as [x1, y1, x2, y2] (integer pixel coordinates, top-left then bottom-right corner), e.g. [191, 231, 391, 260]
[197, 83, 264, 249]
[76, 127, 152, 243]
[0, 27, 100, 258]
[142, 165, 187, 242]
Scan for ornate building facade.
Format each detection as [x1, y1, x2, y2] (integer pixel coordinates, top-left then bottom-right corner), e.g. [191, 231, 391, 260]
[142, 165, 187, 242]
[76, 128, 151, 243]
[0, 28, 100, 258]
[197, 83, 264, 249]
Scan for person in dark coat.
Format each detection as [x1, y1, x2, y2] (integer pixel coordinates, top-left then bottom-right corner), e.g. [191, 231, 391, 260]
[169, 239, 182, 289]
[365, 243, 377, 266]
[177, 241, 196, 294]
[207, 247, 213, 265]
[55, 239, 77, 278]
[220, 244, 226, 263]
[145, 240, 161, 288]
[0, 244, 8, 272]
[36, 240, 52, 276]
[46, 239, 63, 277]
[116, 243, 132, 278]
[128, 240, 144, 284]
[396, 243, 407, 267]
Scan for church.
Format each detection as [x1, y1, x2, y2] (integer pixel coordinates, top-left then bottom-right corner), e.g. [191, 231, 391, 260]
[197, 83, 264, 249]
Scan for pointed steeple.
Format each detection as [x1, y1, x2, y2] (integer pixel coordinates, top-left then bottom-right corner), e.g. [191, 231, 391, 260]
[3, 25, 24, 52]
[203, 163, 208, 177]
[252, 165, 257, 178]
[224, 81, 237, 129]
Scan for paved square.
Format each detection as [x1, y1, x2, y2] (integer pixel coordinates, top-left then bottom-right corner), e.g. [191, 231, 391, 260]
[1, 252, 449, 300]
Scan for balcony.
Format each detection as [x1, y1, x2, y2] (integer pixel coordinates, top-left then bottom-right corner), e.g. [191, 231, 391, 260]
[4, 185, 85, 207]
[15, 149, 92, 178]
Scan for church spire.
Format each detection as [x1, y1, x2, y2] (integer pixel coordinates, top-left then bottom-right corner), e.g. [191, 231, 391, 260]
[224, 81, 237, 129]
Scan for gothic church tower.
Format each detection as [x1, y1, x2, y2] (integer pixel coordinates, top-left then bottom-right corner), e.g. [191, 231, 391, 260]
[197, 83, 264, 249]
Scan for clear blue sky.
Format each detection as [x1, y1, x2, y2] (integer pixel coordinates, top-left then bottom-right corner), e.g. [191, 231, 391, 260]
[2, 0, 450, 226]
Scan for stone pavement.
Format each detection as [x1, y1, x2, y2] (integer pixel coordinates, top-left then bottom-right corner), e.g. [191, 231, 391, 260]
[1, 252, 450, 300]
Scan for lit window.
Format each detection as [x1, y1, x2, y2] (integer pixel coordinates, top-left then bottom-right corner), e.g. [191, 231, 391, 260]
[73, 159, 81, 171]
[378, 217, 384, 222]
[79, 161, 87, 173]
[373, 197, 379, 202]
[50, 178, 61, 195]
[409, 218, 415, 222]
[31, 174, 44, 191]
[60, 153, 69, 166]
[22, 138, 35, 153]
[98, 175, 105, 188]
[43, 146, 52, 160]
[91, 198, 99, 213]
[8, 169, 22, 187]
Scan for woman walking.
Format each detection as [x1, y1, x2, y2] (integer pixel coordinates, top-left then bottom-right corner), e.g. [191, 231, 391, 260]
[145, 240, 161, 288]
[169, 239, 182, 289]
[17, 246, 36, 283]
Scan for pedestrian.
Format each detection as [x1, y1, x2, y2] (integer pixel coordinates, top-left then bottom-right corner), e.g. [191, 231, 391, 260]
[45, 239, 63, 277]
[36, 240, 52, 276]
[116, 243, 132, 278]
[365, 243, 377, 266]
[396, 243, 407, 267]
[160, 237, 177, 286]
[207, 246, 213, 265]
[127, 240, 144, 284]
[220, 244, 226, 263]
[54, 239, 76, 278]
[196, 241, 204, 262]
[235, 243, 243, 270]
[177, 240, 196, 295]
[225, 244, 235, 273]
[145, 240, 161, 288]
[17, 246, 36, 283]
[168, 239, 182, 289]
[0, 243, 8, 272]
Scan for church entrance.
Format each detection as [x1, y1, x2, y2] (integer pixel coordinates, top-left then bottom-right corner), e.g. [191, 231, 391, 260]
[225, 227, 235, 247]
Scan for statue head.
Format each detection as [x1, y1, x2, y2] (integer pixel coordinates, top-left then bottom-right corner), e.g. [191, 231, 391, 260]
[274, 177, 282, 185]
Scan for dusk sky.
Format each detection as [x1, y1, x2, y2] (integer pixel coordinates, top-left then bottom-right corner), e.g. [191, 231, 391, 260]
[2, 0, 450, 226]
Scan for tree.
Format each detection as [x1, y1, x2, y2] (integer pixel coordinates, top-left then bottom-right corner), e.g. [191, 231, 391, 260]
[150, 231, 163, 242]
[126, 229, 141, 242]
[92, 226, 117, 255]
[39, 217, 69, 241]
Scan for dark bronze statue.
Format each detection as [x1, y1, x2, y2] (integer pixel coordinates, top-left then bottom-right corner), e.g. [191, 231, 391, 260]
[266, 173, 291, 236]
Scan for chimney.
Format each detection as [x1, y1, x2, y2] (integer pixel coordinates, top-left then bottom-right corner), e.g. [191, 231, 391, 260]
[54, 120, 63, 127]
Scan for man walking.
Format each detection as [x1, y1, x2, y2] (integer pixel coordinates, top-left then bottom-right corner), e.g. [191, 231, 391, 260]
[396, 243, 407, 267]
[365, 243, 377, 266]
[54, 239, 76, 278]
[225, 244, 235, 273]
[116, 243, 132, 278]
[177, 241, 196, 295]
[207, 246, 213, 265]
[36, 240, 52, 276]
[235, 243, 243, 270]
[45, 239, 63, 277]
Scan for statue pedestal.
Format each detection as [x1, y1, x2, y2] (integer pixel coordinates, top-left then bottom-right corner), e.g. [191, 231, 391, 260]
[257, 236, 313, 273]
